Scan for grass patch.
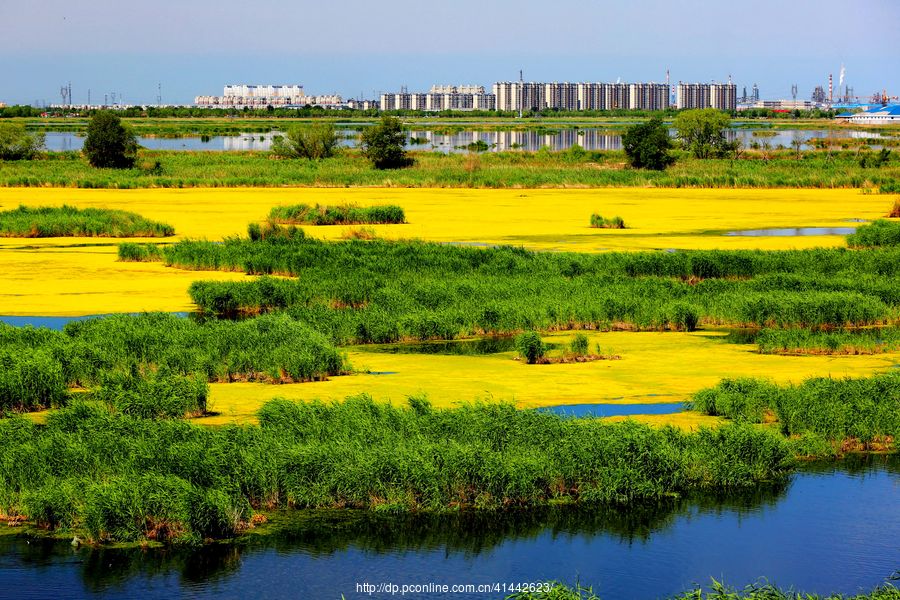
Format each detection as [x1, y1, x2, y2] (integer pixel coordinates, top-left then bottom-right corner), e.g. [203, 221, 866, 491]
[268, 203, 405, 225]
[0, 205, 174, 237]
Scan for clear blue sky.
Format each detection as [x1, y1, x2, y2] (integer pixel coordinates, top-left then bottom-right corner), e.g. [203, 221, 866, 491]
[1, 0, 898, 105]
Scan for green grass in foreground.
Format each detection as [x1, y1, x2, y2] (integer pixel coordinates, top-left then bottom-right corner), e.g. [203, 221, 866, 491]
[507, 580, 900, 599]
[0, 396, 792, 544]
[0, 205, 174, 237]
[0, 149, 897, 189]
[690, 374, 900, 447]
[268, 203, 405, 225]
[847, 219, 900, 248]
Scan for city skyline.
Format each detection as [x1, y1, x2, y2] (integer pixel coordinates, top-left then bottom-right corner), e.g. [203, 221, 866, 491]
[1, 0, 898, 106]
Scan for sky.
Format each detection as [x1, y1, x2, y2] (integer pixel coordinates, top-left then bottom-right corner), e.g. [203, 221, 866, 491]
[1, 0, 898, 106]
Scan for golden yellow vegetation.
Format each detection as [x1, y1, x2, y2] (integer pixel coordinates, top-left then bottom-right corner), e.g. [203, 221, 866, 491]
[195, 331, 900, 425]
[0, 187, 887, 315]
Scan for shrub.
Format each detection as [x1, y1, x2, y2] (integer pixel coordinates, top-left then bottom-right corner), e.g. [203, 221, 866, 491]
[0, 122, 44, 160]
[82, 111, 138, 169]
[360, 116, 412, 169]
[621, 117, 674, 170]
[516, 331, 547, 364]
[271, 123, 340, 159]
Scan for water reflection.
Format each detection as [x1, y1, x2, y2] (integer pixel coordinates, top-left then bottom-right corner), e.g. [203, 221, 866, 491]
[39, 128, 889, 154]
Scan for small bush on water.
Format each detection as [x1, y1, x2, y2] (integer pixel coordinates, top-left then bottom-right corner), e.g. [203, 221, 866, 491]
[269, 203, 405, 225]
[589, 214, 626, 229]
[569, 333, 589, 356]
[516, 331, 547, 364]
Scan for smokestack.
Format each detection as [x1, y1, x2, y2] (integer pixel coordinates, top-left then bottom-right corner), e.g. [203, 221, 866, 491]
[829, 73, 833, 104]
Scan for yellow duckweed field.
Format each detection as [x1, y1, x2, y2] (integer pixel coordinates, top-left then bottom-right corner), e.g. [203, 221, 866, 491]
[196, 330, 900, 426]
[4, 186, 898, 427]
[0, 187, 890, 316]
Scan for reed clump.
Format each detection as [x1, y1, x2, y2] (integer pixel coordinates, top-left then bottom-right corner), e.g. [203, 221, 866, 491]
[690, 373, 900, 447]
[0, 396, 793, 543]
[117, 242, 164, 261]
[590, 214, 626, 229]
[0, 205, 174, 237]
[0, 313, 345, 412]
[161, 239, 900, 341]
[269, 203, 405, 225]
[756, 327, 900, 355]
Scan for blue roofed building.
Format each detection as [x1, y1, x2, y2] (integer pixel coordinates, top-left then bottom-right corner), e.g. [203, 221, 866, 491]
[848, 104, 900, 124]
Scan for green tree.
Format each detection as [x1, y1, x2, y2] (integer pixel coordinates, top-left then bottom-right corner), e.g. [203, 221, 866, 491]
[673, 108, 733, 159]
[83, 111, 138, 168]
[271, 123, 340, 159]
[0, 122, 45, 160]
[360, 116, 411, 169]
[621, 117, 674, 170]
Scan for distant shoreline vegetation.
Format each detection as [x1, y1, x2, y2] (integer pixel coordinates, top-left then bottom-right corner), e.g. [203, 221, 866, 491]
[0, 205, 174, 237]
[0, 150, 897, 190]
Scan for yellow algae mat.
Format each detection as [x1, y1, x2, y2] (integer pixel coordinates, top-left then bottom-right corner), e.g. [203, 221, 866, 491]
[197, 331, 900, 426]
[0, 187, 890, 315]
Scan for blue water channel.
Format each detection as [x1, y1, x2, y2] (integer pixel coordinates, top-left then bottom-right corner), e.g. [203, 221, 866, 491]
[1, 456, 897, 600]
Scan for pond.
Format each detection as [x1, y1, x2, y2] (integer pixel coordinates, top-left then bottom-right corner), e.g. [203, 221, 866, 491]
[1, 456, 897, 599]
[537, 401, 684, 417]
[724, 227, 857, 237]
[40, 127, 889, 154]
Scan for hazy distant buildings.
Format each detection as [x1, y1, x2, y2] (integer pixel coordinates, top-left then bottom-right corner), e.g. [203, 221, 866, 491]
[195, 84, 343, 108]
[492, 82, 668, 111]
[676, 82, 736, 110]
[380, 85, 495, 112]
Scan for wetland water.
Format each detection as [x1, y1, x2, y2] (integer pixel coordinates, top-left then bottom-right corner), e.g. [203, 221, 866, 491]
[41, 128, 888, 153]
[1, 457, 897, 600]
